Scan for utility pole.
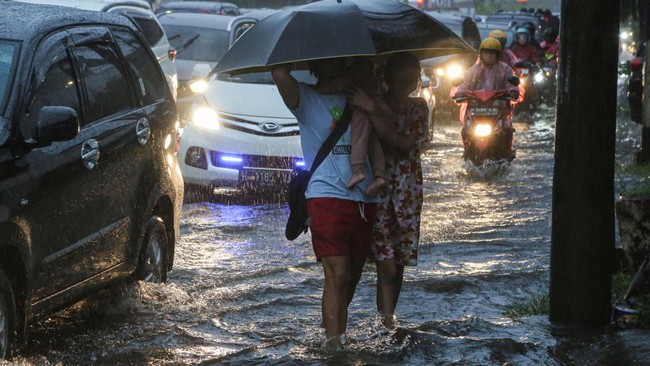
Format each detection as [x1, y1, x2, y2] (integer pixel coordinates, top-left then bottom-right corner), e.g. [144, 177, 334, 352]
[549, 0, 619, 325]
[636, 0, 650, 163]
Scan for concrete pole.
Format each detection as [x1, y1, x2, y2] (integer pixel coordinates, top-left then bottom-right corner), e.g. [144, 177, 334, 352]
[549, 0, 619, 325]
[637, 1, 650, 163]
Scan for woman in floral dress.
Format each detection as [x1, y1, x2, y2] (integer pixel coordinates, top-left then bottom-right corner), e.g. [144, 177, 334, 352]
[349, 52, 430, 327]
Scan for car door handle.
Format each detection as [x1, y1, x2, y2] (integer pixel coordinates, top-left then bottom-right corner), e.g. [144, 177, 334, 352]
[136, 118, 151, 146]
[81, 139, 100, 170]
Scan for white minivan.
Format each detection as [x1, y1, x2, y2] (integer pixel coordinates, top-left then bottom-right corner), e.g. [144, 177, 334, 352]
[180, 70, 316, 194]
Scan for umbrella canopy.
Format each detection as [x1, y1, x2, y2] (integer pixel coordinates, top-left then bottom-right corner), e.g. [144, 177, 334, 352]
[213, 0, 476, 75]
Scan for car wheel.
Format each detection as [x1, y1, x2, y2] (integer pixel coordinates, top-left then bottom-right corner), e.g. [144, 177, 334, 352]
[137, 217, 168, 284]
[0, 269, 16, 360]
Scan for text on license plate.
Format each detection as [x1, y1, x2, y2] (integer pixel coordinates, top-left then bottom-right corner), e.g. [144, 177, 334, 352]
[470, 107, 499, 115]
[239, 168, 293, 188]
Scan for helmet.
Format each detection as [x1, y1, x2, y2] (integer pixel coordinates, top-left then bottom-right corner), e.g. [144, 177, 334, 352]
[543, 28, 558, 43]
[516, 27, 531, 36]
[479, 37, 502, 52]
[523, 22, 536, 36]
[488, 29, 508, 47]
[515, 27, 531, 42]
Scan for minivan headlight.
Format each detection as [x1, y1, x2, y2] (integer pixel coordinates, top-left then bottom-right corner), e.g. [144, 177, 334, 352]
[189, 79, 209, 94]
[191, 107, 220, 130]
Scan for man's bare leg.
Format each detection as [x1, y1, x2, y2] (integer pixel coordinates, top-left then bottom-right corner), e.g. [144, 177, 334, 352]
[321, 255, 352, 350]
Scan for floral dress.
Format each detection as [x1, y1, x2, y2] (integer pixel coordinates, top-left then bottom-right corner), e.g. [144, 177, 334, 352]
[371, 96, 429, 266]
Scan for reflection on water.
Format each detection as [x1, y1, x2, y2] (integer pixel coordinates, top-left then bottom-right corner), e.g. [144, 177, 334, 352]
[9, 106, 650, 365]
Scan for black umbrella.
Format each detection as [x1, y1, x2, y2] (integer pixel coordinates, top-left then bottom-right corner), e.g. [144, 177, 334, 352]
[213, 0, 476, 75]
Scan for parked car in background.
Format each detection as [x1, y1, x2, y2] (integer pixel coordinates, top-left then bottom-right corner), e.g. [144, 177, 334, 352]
[156, 1, 240, 15]
[158, 9, 275, 119]
[0, 2, 184, 359]
[12, 0, 178, 99]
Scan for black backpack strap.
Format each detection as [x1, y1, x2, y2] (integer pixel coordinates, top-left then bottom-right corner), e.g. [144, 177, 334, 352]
[308, 103, 353, 175]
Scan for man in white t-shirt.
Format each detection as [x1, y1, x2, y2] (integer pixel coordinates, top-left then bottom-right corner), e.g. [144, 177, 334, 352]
[272, 59, 380, 351]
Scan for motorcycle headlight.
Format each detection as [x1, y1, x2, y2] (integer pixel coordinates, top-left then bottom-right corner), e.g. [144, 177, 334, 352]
[447, 65, 463, 79]
[191, 107, 220, 131]
[474, 123, 492, 137]
[534, 72, 545, 83]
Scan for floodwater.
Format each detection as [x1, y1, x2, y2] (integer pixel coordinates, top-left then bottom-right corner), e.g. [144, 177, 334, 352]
[7, 106, 650, 365]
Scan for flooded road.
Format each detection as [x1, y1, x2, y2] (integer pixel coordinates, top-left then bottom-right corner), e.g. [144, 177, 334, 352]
[9, 106, 650, 365]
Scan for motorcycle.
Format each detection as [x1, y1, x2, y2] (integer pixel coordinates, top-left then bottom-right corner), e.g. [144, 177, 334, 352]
[514, 60, 557, 110]
[539, 59, 558, 105]
[453, 88, 518, 166]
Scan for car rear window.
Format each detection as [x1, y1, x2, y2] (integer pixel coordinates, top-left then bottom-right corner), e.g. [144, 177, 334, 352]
[163, 25, 230, 62]
[478, 28, 515, 44]
[0, 41, 18, 109]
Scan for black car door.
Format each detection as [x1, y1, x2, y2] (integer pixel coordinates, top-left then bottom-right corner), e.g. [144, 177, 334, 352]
[106, 27, 172, 268]
[65, 26, 143, 274]
[18, 29, 108, 301]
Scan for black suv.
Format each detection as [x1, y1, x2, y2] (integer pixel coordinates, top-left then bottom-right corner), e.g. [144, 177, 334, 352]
[0, 2, 184, 359]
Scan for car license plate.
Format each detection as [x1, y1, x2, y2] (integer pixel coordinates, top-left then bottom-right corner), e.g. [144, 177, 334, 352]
[239, 168, 293, 189]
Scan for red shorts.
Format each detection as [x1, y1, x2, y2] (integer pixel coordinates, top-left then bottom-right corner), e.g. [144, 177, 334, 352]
[307, 197, 377, 260]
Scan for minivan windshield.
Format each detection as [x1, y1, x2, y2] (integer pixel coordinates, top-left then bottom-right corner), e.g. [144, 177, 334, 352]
[164, 25, 230, 62]
[0, 41, 17, 111]
[216, 70, 316, 85]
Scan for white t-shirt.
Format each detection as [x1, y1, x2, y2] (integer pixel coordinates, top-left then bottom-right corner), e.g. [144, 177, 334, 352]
[291, 83, 379, 203]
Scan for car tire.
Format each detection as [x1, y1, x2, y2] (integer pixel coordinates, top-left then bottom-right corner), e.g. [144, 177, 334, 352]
[0, 269, 16, 360]
[137, 216, 169, 284]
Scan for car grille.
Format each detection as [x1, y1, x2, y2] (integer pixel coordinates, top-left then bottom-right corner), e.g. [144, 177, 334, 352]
[210, 151, 301, 170]
[218, 113, 300, 137]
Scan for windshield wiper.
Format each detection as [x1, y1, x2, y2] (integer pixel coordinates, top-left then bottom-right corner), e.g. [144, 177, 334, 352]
[175, 34, 200, 54]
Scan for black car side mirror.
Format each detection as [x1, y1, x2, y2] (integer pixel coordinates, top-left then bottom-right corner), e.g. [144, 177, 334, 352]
[35, 106, 80, 146]
[508, 76, 521, 86]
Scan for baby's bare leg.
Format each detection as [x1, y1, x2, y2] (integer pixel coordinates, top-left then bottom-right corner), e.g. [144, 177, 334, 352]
[366, 132, 388, 196]
[348, 110, 371, 188]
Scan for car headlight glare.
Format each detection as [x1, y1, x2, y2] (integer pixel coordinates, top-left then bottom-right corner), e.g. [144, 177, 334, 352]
[189, 79, 209, 94]
[534, 72, 545, 83]
[192, 107, 220, 130]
